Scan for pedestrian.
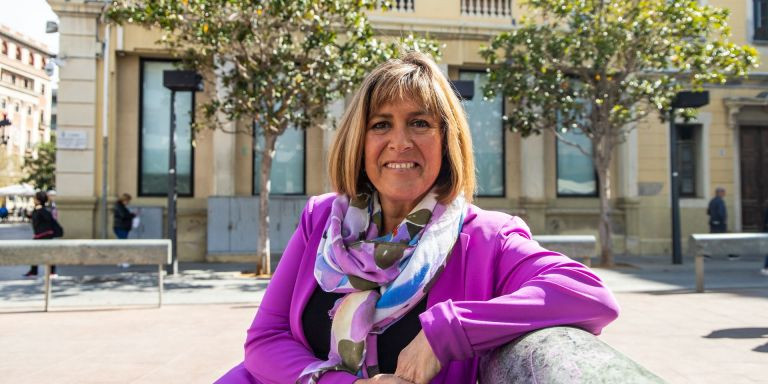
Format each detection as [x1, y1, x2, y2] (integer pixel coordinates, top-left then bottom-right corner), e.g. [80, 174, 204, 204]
[113, 193, 137, 268]
[215, 52, 619, 384]
[112, 193, 136, 239]
[707, 187, 727, 233]
[23, 191, 63, 278]
[47, 190, 58, 220]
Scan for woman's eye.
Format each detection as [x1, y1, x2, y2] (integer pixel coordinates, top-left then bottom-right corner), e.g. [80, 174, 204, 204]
[411, 119, 431, 128]
[370, 121, 389, 130]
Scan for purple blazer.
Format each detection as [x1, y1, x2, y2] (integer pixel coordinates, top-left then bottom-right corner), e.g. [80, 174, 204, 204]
[217, 194, 619, 384]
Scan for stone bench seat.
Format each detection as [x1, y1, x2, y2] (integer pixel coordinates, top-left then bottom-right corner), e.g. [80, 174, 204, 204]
[480, 326, 664, 383]
[0, 239, 171, 311]
[689, 233, 768, 292]
[534, 235, 597, 266]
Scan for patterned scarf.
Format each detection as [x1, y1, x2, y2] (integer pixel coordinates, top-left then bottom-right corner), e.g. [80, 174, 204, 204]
[298, 188, 466, 383]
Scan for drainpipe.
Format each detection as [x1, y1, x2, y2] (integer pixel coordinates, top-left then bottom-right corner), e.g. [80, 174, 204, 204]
[100, 22, 110, 239]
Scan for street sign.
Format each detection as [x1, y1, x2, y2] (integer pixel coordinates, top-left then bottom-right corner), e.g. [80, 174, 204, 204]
[58, 130, 88, 149]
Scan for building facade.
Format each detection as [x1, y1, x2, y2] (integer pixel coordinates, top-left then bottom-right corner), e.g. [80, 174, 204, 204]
[0, 24, 54, 189]
[49, 0, 768, 262]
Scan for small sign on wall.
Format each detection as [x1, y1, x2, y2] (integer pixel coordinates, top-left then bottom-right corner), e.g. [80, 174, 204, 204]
[58, 130, 88, 149]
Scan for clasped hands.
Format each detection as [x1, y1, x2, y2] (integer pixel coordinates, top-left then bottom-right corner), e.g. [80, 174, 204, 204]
[354, 330, 440, 384]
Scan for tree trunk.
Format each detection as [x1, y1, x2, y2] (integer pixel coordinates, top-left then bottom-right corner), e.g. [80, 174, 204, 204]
[595, 143, 614, 267]
[258, 132, 277, 276]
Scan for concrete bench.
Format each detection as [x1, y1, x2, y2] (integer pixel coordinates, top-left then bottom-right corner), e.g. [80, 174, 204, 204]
[534, 235, 597, 266]
[0, 239, 171, 311]
[480, 326, 663, 383]
[689, 233, 768, 293]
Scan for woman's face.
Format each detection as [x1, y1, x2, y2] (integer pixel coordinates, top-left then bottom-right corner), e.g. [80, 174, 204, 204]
[364, 97, 443, 210]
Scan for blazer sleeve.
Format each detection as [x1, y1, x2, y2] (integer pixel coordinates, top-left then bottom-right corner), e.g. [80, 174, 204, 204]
[419, 216, 620, 366]
[242, 196, 358, 384]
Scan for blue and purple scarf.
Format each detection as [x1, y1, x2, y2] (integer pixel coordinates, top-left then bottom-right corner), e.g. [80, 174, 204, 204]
[299, 188, 466, 383]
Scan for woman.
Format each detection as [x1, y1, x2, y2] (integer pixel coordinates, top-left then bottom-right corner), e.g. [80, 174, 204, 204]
[23, 191, 59, 277]
[217, 52, 619, 384]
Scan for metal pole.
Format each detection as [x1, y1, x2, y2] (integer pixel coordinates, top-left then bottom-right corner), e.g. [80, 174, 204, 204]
[669, 108, 682, 264]
[167, 91, 178, 275]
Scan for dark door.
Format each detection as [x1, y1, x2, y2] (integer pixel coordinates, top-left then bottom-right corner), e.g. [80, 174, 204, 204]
[739, 126, 768, 231]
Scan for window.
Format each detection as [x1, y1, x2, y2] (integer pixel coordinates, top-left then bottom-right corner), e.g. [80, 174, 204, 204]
[253, 126, 305, 195]
[676, 124, 701, 198]
[28, 52, 34, 66]
[139, 60, 195, 196]
[556, 128, 597, 196]
[27, 106, 32, 115]
[1, 41, 7, 55]
[41, 84, 45, 95]
[41, 57, 47, 70]
[15, 47, 21, 60]
[459, 71, 505, 196]
[756, 0, 768, 41]
[1, 99, 5, 109]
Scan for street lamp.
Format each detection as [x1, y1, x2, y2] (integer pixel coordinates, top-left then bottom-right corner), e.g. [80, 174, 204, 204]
[0, 114, 11, 145]
[669, 91, 709, 265]
[162, 70, 203, 275]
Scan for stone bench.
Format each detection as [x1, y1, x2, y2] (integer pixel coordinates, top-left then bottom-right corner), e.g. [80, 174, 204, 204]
[688, 233, 768, 293]
[534, 235, 597, 266]
[480, 326, 663, 383]
[0, 239, 171, 311]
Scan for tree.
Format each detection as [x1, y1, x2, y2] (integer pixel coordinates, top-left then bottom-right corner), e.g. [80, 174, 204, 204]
[107, 0, 439, 275]
[481, 0, 758, 266]
[21, 134, 56, 192]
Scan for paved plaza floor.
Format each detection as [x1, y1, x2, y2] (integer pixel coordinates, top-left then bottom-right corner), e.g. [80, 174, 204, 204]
[1, 224, 767, 383]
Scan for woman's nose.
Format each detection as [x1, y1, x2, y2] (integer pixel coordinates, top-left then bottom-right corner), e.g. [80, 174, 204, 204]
[387, 125, 413, 151]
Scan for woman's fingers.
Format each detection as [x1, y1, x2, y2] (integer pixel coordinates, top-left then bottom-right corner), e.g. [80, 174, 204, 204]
[358, 374, 414, 383]
[394, 330, 441, 384]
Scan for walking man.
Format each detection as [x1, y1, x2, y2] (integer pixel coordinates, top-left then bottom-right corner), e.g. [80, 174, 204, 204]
[113, 193, 136, 239]
[707, 187, 727, 233]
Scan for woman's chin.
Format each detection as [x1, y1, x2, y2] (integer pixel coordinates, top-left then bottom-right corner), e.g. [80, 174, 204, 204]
[376, 187, 431, 206]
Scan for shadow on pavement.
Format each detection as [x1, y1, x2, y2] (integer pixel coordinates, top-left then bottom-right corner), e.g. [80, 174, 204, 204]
[704, 327, 768, 354]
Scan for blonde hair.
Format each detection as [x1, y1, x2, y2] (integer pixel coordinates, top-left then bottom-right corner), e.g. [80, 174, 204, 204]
[328, 51, 476, 204]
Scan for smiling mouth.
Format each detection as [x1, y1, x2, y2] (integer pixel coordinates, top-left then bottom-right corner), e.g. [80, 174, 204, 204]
[385, 162, 418, 169]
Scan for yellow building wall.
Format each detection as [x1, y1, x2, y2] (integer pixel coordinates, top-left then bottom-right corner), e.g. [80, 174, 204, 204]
[55, 0, 767, 260]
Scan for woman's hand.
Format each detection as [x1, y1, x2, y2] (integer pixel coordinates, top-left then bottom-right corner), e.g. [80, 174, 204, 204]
[394, 330, 441, 384]
[355, 374, 414, 383]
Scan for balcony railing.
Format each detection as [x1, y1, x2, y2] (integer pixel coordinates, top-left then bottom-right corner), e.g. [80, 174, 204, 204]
[386, 0, 415, 12]
[461, 0, 513, 17]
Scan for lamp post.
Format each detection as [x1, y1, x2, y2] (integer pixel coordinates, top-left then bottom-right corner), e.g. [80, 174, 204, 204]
[669, 91, 709, 264]
[162, 70, 203, 275]
[0, 114, 11, 146]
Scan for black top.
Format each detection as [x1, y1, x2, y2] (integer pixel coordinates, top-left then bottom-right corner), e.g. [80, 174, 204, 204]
[30, 206, 57, 238]
[301, 285, 427, 374]
[113, 201, 135, 230]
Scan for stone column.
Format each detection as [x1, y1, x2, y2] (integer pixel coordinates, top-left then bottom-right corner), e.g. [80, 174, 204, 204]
[519, 133, 547, 232]
[617, 127, 640, 255]
[49, 0, 103, 238]
[318, 98, 346, 193]
[212, 61, 236, 196]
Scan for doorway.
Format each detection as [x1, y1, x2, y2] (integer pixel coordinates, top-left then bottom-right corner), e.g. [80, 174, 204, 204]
[739, 126, 768, 231]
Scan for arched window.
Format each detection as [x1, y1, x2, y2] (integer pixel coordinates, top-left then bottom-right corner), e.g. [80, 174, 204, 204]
[15, 47, 21, 60]
[1, 41, 7, 55]
[28, 52, 34, 66]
